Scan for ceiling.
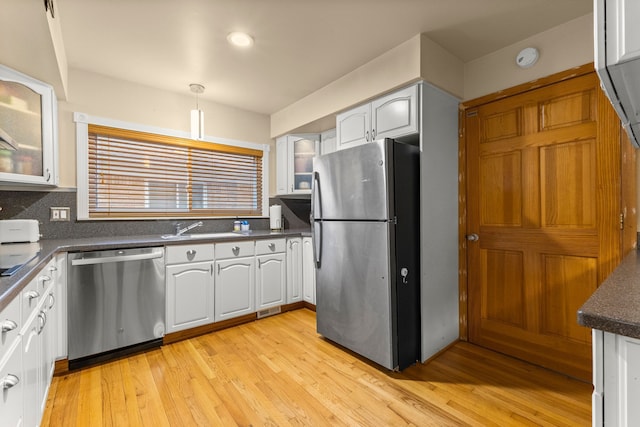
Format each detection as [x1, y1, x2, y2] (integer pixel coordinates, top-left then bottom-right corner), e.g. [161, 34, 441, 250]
[57, 0, 592, 116]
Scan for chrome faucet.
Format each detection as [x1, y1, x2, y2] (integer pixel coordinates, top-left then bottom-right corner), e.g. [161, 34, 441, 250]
[175, 221, 203, 236]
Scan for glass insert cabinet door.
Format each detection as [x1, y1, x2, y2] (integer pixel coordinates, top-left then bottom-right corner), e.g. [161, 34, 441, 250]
[0, 64, 57, 186]
[288, 134, 318, 193]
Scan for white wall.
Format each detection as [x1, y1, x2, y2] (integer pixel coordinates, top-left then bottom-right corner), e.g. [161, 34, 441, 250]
[463, 14, 594, 101]
[57, 68, 273, 191]
[271, 35, 422, 138]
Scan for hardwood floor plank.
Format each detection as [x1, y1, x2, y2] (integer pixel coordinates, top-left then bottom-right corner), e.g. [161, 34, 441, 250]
[43, 309, 591, 426]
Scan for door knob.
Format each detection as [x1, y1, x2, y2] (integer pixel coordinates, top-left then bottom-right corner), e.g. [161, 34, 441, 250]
[466, 233, 479, 242]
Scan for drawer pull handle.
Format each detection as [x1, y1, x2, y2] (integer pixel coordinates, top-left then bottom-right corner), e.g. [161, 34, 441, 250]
[49, 266, 58, 272]
[25, 291, 40, 302]
[39, 275, 51, 283]
[48, 293, 55, 309]
[232, 246, 240, 256]
[268, 243, 276, 251]
[37, 311, 47, 334]
[1, 374, 19, 390]
[1, 320, 17, 332]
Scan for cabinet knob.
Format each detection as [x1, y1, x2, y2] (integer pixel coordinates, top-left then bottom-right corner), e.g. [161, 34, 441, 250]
[0, 374, 19, 390]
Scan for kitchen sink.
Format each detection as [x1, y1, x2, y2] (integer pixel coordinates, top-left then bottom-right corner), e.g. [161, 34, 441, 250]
[186, 232, 245, 239]
[161, 232, 246, 240]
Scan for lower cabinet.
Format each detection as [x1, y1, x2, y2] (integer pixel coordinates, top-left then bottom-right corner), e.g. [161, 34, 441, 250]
[302, 237, 316, 304]
[166, 261, 215, 333]
[594, 330, 640, 426]
[215, 240, 256, 322]
[286, 238, 303, 303]
[0, 337, 23, 427]
[20, 259, 57, 427]
[165, 244, 215, 333]
[22, 307, 41, 427]
[255, 239, 286, 311]
[215, 257, 255, 321]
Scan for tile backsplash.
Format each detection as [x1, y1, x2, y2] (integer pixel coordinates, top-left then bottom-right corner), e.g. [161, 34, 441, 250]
[0, 190, 311, 240]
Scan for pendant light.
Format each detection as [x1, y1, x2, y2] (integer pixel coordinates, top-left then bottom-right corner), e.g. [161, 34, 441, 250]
[190, 83, 205, 140]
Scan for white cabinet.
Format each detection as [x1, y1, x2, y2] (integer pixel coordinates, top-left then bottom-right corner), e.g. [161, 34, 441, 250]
[286, 238, 303, 303]
[276, 137, 289, 195]
[215, 241, 255, 321]
[39, 267, 58, 413]
[0, 296, 22, 427]
[0, 64, 58, 186]
[593, 330, 640, 426]
[275, 134, 319, 195]
[598, 0, 640, 67]
[21, 303, 41, 427]
[336, 85, 419, 150]
[53, 253, 67, 361]
[302, 237, 316, 304]
[165, 244, 215, 333]
[0, 336, 23, 427]
[20, 258, 57, 427]
[255, 239, 286, 311]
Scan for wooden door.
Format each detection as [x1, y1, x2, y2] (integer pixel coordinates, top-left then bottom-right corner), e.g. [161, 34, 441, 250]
[464, 71, 625, 381]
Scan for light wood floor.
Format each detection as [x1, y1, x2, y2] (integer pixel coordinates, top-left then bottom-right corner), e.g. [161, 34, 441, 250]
[43, 309, 592, 426]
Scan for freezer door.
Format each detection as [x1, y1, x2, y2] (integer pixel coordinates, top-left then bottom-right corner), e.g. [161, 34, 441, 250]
[313, 140, 391, 220]
[315, 221, 396, 369]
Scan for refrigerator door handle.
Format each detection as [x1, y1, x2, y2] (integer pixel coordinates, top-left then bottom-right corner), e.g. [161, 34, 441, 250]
[312, 170, 322, 268]
[312, 171, 322, 220]
[313, 220, 322, 268]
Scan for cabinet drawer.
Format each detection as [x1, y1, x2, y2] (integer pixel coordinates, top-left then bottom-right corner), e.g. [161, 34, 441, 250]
[20, 278, 41, 328]
[36, 260, 55, 293]
[0, 296, 21, 357]
[166, 244, 214, 264]
[255, 238, 285, 255]
[215, 240, 254, 259]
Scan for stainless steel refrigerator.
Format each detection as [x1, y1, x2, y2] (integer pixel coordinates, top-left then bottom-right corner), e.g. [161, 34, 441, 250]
[311, 138, 420, 370]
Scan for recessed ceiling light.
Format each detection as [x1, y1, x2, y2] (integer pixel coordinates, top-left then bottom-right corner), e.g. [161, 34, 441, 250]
[227, 32, 254, 48]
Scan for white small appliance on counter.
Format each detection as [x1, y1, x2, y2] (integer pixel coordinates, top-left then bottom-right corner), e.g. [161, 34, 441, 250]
[0, 219, 41, 276]
[0, 219, 40, 243]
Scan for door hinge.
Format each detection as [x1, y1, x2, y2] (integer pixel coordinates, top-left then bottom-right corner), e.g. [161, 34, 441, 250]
[620, 213, 625, 230]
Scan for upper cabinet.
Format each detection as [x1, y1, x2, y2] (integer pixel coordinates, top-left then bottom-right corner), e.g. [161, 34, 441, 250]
[595, 0, 640, 147]
[0, 64, 58, 186]
[336, 85, 419, 150]
[276, 133, 319, 195]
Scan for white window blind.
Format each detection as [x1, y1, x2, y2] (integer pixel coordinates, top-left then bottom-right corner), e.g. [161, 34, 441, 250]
[87, 124, 263, 218]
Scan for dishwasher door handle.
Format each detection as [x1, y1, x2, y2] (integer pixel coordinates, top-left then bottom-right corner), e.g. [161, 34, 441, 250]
[71, 249, 164, 266]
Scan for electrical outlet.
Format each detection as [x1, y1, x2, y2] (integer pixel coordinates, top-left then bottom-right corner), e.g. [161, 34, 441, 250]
[50, 207, 71, 222]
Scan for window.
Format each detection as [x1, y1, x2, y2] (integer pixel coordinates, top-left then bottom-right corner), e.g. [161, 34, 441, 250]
[76, 117, 266, 219]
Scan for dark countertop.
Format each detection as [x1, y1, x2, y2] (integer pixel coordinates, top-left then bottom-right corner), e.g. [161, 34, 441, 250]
[0, 228, 312, 313]
[578, 250, 640, 339]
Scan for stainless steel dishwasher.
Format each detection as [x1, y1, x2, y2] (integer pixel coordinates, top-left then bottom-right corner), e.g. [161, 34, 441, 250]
[67, 247, 165, 369]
